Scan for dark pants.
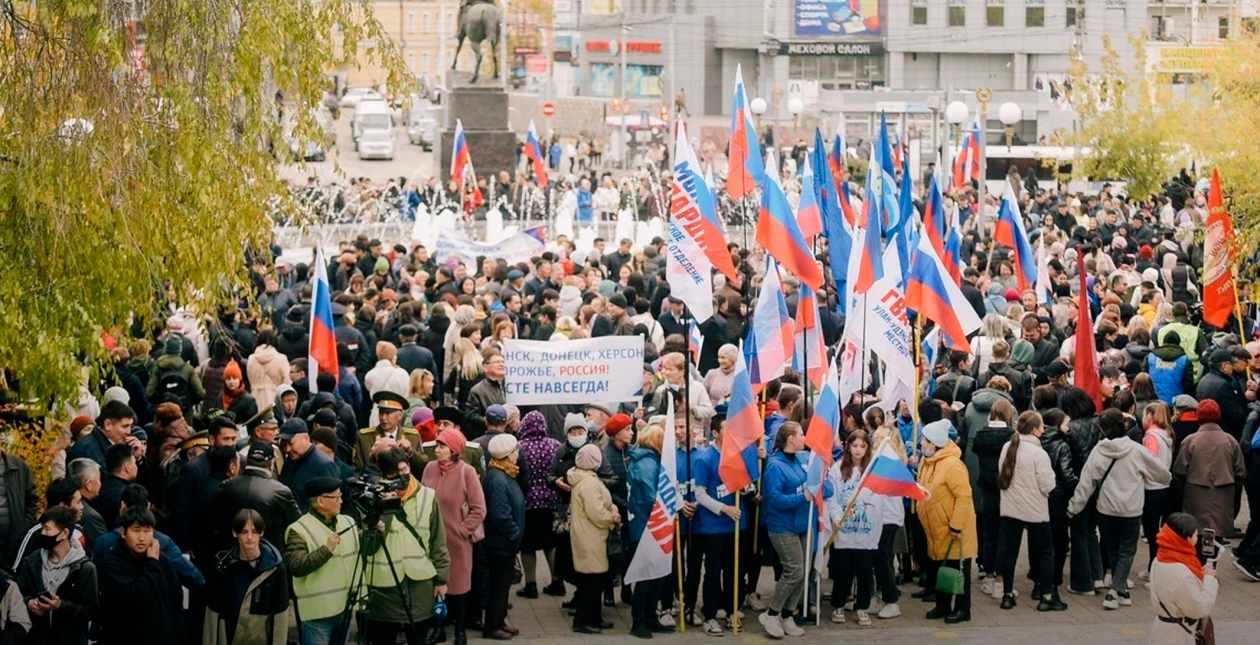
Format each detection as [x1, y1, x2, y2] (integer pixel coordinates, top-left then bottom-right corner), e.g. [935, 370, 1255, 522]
[670, 529, 703, 613]
[467, 542, 488, 626]
[1098, 514, 1141, 596]
[1049, 499, 1070, 587]
[979, 489, 1001, 574]
[628, 540, 667, 629]
[483, 553, 515, 634]
[907, 510, 930, 584]
[997, 517, 1053, 594]
[445, 593, 468, 629]
[1142, 488, 1172, 571]
[1240, 478, 1260, 556]
[874, 525, 901, 603]
[924, 557, 971, 614]
[744, 526, 771, 595]
[366, 618, 429, 645]
[699, 532, 735, 620]
[829, 548, 875, 611]
[1069, 505, 1102, 592]
[573, 571, 607, 628]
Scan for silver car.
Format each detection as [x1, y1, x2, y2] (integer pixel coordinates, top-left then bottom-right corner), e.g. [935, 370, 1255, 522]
[357, 129, 395, 160]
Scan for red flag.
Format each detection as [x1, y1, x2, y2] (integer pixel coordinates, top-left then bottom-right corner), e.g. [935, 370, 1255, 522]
[1202, 169, 1237, 328]
[1075, 269, 1102, 412]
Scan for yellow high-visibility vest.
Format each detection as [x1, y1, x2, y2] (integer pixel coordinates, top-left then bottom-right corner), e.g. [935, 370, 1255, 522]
[286, 513, 360, 621]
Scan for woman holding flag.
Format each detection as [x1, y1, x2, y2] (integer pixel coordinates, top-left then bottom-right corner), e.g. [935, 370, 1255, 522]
[918, 419, 977, 624]
[758, 422, 825, 639]
[825, 430, 880, 627]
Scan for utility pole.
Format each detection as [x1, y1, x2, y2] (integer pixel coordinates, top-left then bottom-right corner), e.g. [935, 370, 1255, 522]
[620, 9, 628, 169]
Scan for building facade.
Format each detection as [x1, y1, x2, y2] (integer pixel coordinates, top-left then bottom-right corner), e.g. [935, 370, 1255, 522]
[331, 0, 459, 92]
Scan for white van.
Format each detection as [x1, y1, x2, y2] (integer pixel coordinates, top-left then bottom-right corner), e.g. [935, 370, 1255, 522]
[352, 99, 393, 149]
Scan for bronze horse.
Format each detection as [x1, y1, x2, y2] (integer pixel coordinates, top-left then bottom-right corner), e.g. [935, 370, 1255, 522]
[450, 1, 500, 84]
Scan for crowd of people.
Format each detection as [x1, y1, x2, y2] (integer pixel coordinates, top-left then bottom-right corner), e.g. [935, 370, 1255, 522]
[0, 167, 1245, 645]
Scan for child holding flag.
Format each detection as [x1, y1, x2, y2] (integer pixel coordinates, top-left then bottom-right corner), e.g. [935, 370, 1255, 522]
[825, 430, 881, 627]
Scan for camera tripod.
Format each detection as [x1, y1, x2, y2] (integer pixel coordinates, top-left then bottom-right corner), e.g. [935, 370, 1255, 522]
[326, 511, 427, 645]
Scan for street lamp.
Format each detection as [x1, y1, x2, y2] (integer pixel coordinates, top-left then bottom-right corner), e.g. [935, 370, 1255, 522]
[787, 97, 804, 129]
[750, 97, 767, 131]
[998, 102, 1022, 150]
[945, 100, 969, 141]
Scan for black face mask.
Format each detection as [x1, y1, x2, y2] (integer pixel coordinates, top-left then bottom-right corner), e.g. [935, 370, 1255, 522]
[30, 532, 63, 551]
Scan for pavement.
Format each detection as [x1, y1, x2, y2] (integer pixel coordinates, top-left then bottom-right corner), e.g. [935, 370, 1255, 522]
[278, 111, 438, 185]
[496, 505, 1260, 645]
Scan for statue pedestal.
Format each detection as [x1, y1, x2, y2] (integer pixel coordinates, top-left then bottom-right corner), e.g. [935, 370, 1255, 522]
[436, 70, 516, 185]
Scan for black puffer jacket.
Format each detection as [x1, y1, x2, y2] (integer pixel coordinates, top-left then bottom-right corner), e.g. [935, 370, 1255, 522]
[1066, 416, 1103, 478]
[1040, 426, 1079, 504]
[970, 423, 1014, 494]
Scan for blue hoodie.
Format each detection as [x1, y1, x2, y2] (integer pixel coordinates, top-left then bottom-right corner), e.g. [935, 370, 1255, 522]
[761, 451, 831, 534]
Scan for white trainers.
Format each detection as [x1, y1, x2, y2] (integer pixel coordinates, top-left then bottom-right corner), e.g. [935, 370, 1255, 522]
[759, 612, 785, 639]
[856, 610, 871, 626]
[877, 603, 901, 619]
[658, 612, 677, 628]
[780, 616, 805, 637]
[691, 611, 704, 627]
[1101, 574, 1112, 588]
[981, 580, 994, 597]
[1102, 592, 1119, 610]
[1138, 570, 1150, 581]
[704, 619, 724, 636]
[745, 593, 766, 611]
[1117, 592, 1133, 607]
[830, 608, 846, 624]
[715, 609, 727, 620]
[990, 581, 1002, 600]
[1094, 579, 1106, 590]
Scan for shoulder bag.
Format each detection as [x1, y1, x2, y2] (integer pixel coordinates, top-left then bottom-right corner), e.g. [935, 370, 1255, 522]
[935, 537, 967, 596]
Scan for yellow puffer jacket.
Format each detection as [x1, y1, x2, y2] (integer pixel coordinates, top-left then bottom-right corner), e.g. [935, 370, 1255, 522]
[917, 441, 978, 561]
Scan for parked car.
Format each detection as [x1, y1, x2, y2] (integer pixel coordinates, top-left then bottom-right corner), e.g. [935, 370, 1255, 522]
[339, 87, 383, 109]
[407, 108, 439, 150]
[352, 99, 393, 149]
[290, 139, 327, 162]
[357, 129, 395, 160]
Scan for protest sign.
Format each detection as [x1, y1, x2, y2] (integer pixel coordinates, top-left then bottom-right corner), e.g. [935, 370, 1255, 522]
[502, 336, 644, 405]
[434, 226, 546, 264]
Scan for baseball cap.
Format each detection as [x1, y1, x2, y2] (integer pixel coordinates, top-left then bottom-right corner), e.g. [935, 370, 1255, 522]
[485, 404, 508, 424]
[247, 441, 276, 463]
[279, 418, 309, 440]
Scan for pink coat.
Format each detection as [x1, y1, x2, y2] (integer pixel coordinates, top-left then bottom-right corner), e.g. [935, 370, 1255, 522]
[421, 460, 486, 594]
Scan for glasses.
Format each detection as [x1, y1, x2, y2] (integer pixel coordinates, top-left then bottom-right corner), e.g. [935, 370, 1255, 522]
[319, 493, 342, 501]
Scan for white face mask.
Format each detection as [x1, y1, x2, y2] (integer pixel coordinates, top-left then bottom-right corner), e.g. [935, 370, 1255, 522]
[922, 446, 937, 458]
[568, 435, 588, 449]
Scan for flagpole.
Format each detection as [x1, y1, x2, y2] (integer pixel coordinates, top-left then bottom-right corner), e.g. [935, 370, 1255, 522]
[820, 438, 890, 553]
[803, 498, 814, 619]
[675, 519, 685, 633]
[912, 317, 922, 449]
[733, 491, 741, 635]
[683, 307, 694, 628]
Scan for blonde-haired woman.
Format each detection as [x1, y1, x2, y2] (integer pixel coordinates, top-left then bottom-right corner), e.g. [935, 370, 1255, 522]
[406, 368, 435, 412]
[626, 425, 673, 638]
[445, 338, 485, 412]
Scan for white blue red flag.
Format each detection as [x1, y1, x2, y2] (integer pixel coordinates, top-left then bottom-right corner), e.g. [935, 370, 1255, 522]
[726, 65, 765, 201]
[758, 167, 824, 291]
[994, 181, 1037, 291]
[747, 257, 794, 393]
[719, 348, 763, 491]
[814, 129, 852, 316]
[688, 319, 702, 365]
[852, 163, 884, 294]
[797, 157, 824, 239]
[1036, 237, 1053, 305]
[952, 120, 981, 191]
[793, 284, 828, 392]
[624, 395, 680, 584]
[308, 248, 339, 393]
[906, 233, 982, 352]
[666, 125, 717, 323]
[451, 119, 484, 205]
[524, 119, 548, 188]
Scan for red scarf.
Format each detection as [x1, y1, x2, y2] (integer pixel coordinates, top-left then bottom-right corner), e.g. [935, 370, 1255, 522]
[1155, 524, 1204, 580]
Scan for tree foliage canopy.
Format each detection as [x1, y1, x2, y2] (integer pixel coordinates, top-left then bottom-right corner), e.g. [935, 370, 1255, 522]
[0, 0, 404, 403]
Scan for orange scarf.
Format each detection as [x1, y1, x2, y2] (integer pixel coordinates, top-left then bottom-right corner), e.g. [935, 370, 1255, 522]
[1155, 524, 1203, 581]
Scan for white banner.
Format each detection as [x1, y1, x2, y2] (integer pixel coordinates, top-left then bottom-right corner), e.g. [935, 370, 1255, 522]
[666, 124, 714, 323]
[502, 336, 645, 405]
[434, 227, 545, 265]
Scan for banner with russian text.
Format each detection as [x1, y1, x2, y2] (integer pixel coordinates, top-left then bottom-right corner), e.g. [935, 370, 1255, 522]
[434, 226, 546, 265]
[502, 337, 645, 405]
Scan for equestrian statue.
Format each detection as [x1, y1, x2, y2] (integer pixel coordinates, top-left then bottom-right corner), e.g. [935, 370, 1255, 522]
[451, 0, 500, 84]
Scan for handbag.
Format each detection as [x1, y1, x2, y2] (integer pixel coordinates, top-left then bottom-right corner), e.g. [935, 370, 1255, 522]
[552, 503, 572, 537]
[512, 555, 524, 585]
[935, 537, 967, 596]
[606, 527, 626, 564]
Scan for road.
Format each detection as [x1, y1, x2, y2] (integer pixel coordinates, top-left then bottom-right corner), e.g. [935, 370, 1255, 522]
[277, 107, 438, 185]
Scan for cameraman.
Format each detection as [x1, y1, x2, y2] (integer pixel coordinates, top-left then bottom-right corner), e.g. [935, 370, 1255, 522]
[362, 447, 449, 645]
[284, 477, 360, 645]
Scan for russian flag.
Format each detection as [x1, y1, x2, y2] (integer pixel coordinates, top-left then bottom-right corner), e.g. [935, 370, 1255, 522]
[797, 157, 824, 239]
[994, 181, 1037, 291]
[852, 163, 884, 295]
[792, 284, 828, 391]
[625, 395, 680, 584]
[952, 120, 981, 189]
[875, 114, 901, 231]
[942, 203, 964, 287]
[922, 172, 947, 260]
[451, 119, 484, 205]
[1036, 237, 1053, 305]
[829, 133, 846, 186]
[747, 258, 794, 393]
[805, 357, 840, 479]
[814, 129, 852, 316]
[726, 64, 765, 200]
[524, 119, 548, 188]
[688, 318, 702, 365]
[719, 349, 764, 492]
[308, 248, 339, 393]
[757, 171, 824, 291]
[906, 233, 982, 352]
[862, 441, 926, 500]
[890, 130, 916, 289]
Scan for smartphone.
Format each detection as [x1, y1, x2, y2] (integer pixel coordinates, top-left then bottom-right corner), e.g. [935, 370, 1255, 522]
[36, 591, 52, 601]
[1201, 528, 1218, 562]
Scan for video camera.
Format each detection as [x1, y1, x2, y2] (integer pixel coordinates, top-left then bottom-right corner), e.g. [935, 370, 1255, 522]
[343, 475, 408, 525]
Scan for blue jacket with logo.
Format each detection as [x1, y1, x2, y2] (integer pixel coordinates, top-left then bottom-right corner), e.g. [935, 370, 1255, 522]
[761, 451, 831, 535]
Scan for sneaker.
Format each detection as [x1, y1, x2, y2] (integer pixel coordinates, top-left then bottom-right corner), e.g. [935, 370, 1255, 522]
[657, 613, 676, 628]
[759, 612, 784, 639]
[1102, 592, 1119, 610]
[856, 610, 871, 626]
[829, 608, 845, 624]
[1233, 559, 1260, 582]
[704, 619, 724, 636]
[691, 611, 704, 627]
[779, 616, 804, 637]
[990, 582, 1002, 600]
[1067, 587, 1096, 596]
[744, 593, 766, 611]
[1138, 570, 1150, 582]
[981, 580, 994, 597]
[1117, 592, 1133, 607]
[877, 603, 901, 619]
[1101, 575, 1112, 588]
[715, 610, 727, 620]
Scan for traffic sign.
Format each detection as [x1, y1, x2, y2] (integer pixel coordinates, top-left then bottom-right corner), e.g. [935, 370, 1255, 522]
[541, 102, 556, 117]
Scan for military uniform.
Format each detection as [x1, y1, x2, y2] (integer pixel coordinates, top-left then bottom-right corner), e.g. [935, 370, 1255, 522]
[354, 392, 427, 474]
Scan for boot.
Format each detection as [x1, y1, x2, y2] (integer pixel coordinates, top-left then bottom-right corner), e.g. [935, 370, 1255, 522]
[454, 624, 468, 645]
[516, 582, 538, 599]
[1037, 587, 1068, 612]
[426, 624, 447, 645]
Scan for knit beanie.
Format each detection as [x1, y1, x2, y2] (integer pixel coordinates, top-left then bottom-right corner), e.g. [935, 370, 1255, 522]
[223, 360, 242, 381]
[575, 444, 603, 470]
[164, 335, 183, 356]
[1197, 399, 1221, 423]
[437, 428, 467, 456]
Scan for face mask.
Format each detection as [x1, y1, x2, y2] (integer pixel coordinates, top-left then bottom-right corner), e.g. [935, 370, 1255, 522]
[30, 533, 62, 551]
[568, 435, 588, 449]
[921, 446, 937, 458]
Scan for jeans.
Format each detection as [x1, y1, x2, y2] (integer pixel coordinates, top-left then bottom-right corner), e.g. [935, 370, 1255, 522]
[767, 532, 808, 614]
[699, 532, 735, 620]
[670, 530, 704, 613]
[979, 489, 1001, 574]
[1069, 505, 1103, 592]
[1098, 514, 1141, 596]
[1142, 488, 1171, 572]
[997, 517, 1053, 594]
[483, 553, 515, 634]
[301, 615, 349, 645]
[573, 570, 607, 628]
[923, 557, 971, 614]
[829, 548, 875, 611]
[874, 524, 901, 603]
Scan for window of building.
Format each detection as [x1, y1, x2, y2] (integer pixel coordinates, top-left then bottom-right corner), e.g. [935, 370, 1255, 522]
[422, 13, 430, 34]
[407, 51, 415, 70]
[422, 52, 431, 74]
[1220, 17, 1230, 40]
[407, 12, 415, 34]
[911, 0, 928, 25]
[1026, 3, 1044, 28]
[1067, 5, 1079, 28]
[986, 0, 1004, 27]
[947, 0, 966, 27]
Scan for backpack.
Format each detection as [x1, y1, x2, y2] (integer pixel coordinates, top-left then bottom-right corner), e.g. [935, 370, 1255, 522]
[156, 370, 194, 413]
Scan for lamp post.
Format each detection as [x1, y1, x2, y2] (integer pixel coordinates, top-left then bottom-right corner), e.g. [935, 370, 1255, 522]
[998, 102, 1022, 150]
[750, 97, 768, 132]
[944, 100, 968, 189]
[975, 87, 992, 199]
[787, 97, 804, 130]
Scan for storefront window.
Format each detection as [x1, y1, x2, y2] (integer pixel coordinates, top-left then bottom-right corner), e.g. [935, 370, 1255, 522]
[789, 55, 883, 88]
[626, 64, 664, 97]
[590, 63, 616, 96]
